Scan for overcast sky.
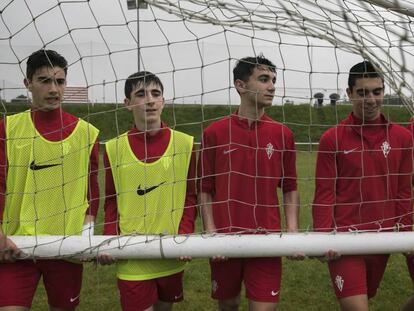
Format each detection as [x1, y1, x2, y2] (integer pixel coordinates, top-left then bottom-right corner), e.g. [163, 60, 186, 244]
[0, 0, 413, 105]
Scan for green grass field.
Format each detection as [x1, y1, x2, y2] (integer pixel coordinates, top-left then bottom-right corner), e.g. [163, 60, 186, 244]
[4, 103, 412, 310]
[28, 152, 413, 311]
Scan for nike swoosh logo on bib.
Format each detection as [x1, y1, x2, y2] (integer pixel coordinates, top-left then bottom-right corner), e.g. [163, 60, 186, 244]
[137, 181, 166, 196]
[30, 161, 61, 171]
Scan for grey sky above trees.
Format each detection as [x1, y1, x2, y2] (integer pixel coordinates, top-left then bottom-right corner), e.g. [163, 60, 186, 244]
[0, 0, 411, 105]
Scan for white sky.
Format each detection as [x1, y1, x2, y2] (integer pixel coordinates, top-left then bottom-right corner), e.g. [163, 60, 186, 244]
[0, 0, 413, 105]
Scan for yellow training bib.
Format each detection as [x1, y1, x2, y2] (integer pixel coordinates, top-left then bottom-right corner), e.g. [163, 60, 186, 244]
[3, 110, 99, 236]
[106, 128, 193, 280]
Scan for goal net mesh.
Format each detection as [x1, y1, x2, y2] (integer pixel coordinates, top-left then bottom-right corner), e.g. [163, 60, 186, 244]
[0, 0, 413, 254]
[2, 0, 414, 309]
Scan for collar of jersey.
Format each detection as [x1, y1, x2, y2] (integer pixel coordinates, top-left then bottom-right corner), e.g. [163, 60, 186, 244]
[231, 111, 269, 129]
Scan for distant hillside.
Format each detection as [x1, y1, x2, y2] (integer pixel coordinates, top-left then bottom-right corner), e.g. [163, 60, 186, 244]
[2, 103, 411, 143]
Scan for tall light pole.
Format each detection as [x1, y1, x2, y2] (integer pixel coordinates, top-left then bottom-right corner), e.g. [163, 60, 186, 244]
[126, 0, 148, 71]
[2, 80, 4, 103]
[103, 79, 106, 104]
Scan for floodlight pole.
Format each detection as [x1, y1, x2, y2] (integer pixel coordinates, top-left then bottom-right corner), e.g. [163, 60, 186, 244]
[127, 0, 148, 71]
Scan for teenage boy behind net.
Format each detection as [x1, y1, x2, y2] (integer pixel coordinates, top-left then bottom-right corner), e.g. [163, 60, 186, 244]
[198, 55, 300, 311]
[0, 49, 100, 311]
[402, 119, 414, 311]
[99, 71, 197, 311]
[312, 61, 413, 311]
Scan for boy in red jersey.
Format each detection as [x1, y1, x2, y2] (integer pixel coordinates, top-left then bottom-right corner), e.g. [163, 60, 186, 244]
[198, 55, 300, 311]
[0, 49, 100, 310]
[99, 71, 197, 311]
[402, 119, 414, 311]
[312, 61, 413, 311]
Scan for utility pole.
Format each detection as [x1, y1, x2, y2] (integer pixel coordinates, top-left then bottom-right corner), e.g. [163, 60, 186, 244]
[103, 80, 106, 104]
[126, 0, 148, 71]
[90, 41, 94, 102]
[2, 80, 4, 102]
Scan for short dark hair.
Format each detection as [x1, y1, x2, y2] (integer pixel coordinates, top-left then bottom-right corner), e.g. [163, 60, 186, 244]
[348, 61, 384, 90]
[233, 54, 276, 83]
[26, 49, 68, 81]
[124, 71, 164, 99]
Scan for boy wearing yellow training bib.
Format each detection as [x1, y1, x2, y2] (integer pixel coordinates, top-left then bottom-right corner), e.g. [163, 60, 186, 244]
[0, 49, 100, 310]
[100, 71, 197, 311]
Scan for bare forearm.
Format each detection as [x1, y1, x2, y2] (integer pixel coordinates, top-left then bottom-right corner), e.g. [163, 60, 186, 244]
[283, 190, 300, 232]
[198, 192, 216, 233]
[83, 214, 95, 224]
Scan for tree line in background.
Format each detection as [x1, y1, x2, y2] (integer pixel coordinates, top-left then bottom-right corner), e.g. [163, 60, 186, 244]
[302, 92, 405, 107]
[0, 92, 406, 107]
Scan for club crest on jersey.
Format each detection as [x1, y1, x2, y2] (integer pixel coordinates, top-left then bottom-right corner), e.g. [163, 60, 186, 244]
[381, 141, 391, 158]
[335, 275, 344, 292]
[266, 143, 274, 159]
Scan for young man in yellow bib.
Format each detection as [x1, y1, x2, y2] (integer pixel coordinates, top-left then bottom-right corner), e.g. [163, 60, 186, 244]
[0, 49, 100, 310]
[100, 71, 197, 311]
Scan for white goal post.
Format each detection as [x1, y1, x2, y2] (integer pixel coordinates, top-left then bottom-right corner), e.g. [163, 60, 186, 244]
[9, 232, 414, 260]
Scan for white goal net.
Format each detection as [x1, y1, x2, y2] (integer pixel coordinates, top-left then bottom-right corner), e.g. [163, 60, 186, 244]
[2, 0, 414, 310]
[0, 0, 413, 258]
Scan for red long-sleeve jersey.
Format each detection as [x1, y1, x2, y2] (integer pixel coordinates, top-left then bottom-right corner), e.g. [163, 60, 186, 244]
[0, 108, 100, 222]
[198, 113, 297, 233]
[103, 123, 197, 235]
[408, 119, 414, 137]
[313, 113, 413, 232]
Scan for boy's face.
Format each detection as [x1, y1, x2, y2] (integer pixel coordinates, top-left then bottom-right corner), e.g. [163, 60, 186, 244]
[125, 82, 165, 128]
[347, 77, 384, 121]
[24, 66, 66, 111]
[236, 65, 276, 109]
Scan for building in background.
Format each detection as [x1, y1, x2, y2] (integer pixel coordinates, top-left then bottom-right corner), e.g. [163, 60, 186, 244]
[63, 86, 89, 104]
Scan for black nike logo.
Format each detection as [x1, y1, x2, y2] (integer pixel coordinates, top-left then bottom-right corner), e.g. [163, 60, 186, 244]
[137, 181, 166, 196]
[30, 160, 61, 171]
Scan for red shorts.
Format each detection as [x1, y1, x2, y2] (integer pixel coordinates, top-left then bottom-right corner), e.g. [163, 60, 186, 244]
[210, 257, 282, 303]
[117, 271, 184, 311]
[328, 255, 389, 299]
[0, 260, 83, 309]
[406, 255, 414, 282]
